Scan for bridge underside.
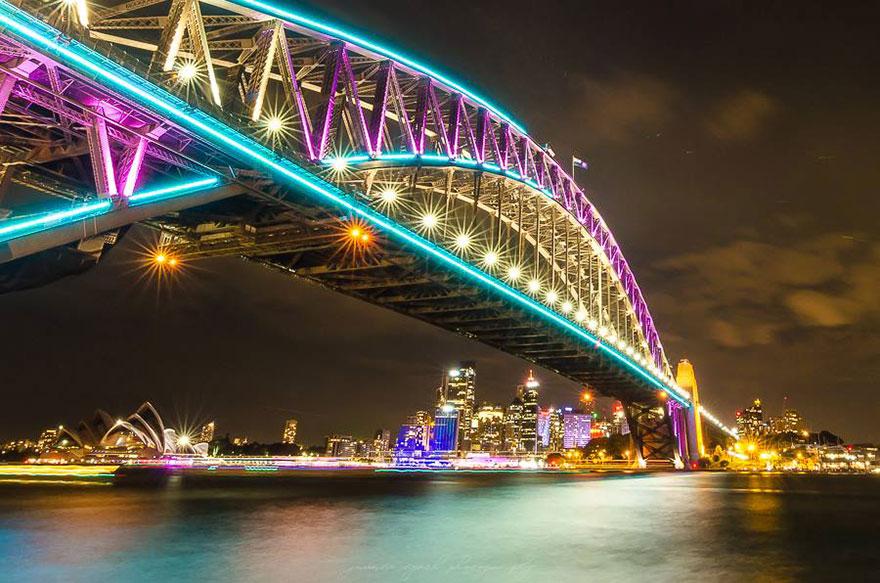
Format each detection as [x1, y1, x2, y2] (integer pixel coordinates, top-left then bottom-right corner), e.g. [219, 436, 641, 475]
[152, 188, 666, 407]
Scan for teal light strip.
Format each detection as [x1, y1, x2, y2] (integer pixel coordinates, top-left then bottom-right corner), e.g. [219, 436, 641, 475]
[226, 0, 526, 135]
[0, 177, 220, 244]
[0, 199, 112, 242]
[0, 1, 692, 407]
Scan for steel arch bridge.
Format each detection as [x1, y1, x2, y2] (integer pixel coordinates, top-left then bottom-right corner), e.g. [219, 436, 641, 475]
[0, 0, 735, 465]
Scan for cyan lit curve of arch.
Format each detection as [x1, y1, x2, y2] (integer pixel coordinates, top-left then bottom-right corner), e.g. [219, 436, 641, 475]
[218, 0, 526, 134]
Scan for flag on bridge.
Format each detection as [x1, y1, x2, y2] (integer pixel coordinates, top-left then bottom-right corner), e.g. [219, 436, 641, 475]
[572, 156, 589, 171]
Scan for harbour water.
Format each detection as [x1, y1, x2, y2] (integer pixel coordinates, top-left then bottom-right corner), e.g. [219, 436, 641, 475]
[0, 471, 877, 582]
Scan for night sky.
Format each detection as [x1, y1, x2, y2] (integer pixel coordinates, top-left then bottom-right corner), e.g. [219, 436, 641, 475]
[1, 1, 878, 444]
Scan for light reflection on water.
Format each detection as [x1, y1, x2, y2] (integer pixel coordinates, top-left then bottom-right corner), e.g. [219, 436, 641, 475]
[0, 472, 877, 582]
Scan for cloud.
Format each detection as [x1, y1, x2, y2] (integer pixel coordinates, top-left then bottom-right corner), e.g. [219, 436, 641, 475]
[706, 89, 777, 141]
[655, 233, 879, 348]
[572, 72, 677, 143]
[784, 290, 856, 327]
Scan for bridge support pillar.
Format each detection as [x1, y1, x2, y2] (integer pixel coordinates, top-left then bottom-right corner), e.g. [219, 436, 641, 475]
[623, 400, 685, 469]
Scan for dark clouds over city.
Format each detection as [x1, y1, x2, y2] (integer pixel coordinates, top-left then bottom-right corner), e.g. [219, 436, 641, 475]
[1, 1, 878, 443]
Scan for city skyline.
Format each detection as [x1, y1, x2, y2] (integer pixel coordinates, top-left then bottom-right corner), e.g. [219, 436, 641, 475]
[1, 358, 848, 451]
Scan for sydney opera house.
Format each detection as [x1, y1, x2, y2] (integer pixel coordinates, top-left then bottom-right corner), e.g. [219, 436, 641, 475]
[46, 402, 208, 461]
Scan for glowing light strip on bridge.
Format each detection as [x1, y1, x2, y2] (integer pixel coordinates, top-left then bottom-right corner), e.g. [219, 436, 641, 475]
[0, 177, 220, 243]
[226, 0, 526, 135]
[0, 2, 700, 410]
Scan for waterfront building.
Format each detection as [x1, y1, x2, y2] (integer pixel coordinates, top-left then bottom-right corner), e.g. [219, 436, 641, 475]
[231, 436, 249, 446]
[198, 421, 215, 444]
[372, 429, 391, 457]
[36, 427, 60, 452]
[325, 434, 355, 457]
[281, 418, 298, 444]
[548, 408, 564, 451]
[445, 363, 477, 451]
[0, 439, 35, 454]
[518, 371, 540, 454]
[537, 409, 551, 448]
[562, 408, 591, 449]
[395, 411, 431, 452]
[503, 397, 523, 453]
[770, 409, 805, 435]
[430, 404, 459, 452]
[611, 402, 629, 435]
[736, 399, 767, 438]
[474, 404, 505, 452]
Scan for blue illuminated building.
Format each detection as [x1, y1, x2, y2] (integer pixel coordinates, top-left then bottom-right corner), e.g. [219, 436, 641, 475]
[430, 405, 459, 452]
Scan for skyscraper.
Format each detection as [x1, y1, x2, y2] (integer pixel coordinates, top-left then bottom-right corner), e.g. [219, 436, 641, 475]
[282, 418, 298, 444]
[736, 399, 766, 438]
[445, 363, 477, 451]
[518, 371, 540, 454]
[562, 408, 591, 449]
[430, 404, 459, 452]
[537, 409, 551, 449]
[504, 397, 523, 453]
[770, 408, 804, 435]
[474, 404, 505, 452]
[548, 408, 564, 451]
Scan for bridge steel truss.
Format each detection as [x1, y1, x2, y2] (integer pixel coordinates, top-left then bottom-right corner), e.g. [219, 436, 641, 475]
[0, 0, 737, 465]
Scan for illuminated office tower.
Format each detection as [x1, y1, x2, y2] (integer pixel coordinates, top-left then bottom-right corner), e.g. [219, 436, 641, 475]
[445, 363, 477, 451]
[537, 409, 551, 449]
[474, 404, 505, 452]
[395, 411, 432, 452]
[562, 408, 591, 449]
[504, 397, 524, 453]
[325, 434, 355, 457]
[281, 418, 298, 444]
[372, 429, 392, 456]
[431, 404, 460, 452]
[518, 371, 540, 454]
[770, 408, 804, 435]
[548, 408, 564, 451]
[736, 399, 766, 438]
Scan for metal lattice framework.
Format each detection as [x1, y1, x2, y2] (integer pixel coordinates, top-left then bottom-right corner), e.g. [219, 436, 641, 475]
[0, 0, 741, 461]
